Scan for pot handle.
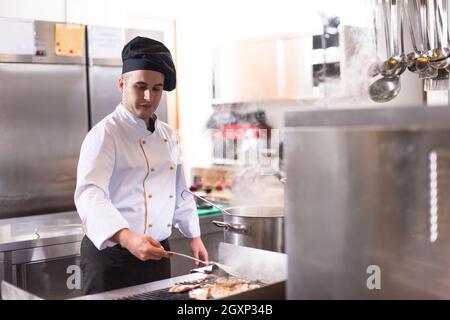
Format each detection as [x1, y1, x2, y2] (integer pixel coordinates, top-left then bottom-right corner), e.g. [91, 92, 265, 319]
[212, 220, 248, 233]
[212, 220, 228, 229]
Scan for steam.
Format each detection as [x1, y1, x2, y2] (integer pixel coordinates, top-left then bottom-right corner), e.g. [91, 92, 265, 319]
[204, 102, 284, 208]
[229, 164, 284, 208]
[314, 0, 379, 108]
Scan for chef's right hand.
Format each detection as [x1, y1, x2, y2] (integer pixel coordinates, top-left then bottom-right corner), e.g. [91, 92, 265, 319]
[112, 228, 171, 261]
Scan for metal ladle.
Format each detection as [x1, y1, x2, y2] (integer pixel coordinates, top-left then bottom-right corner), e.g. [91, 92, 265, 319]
[369, 0, 402, 102]
[181, 189, 232, 215]
[368, 76, 401, 102]
[417, 0, 439, 78]
[182, 189, 248, 240]
[404, 0, 431, 74]
[182, 189, 249, 234]
[444, 0, 450, 72]
[405, 0, 422, 72]
[405, 0, 432, 72]
[381, 0, 407, 77]
[429, 0, 450, 69]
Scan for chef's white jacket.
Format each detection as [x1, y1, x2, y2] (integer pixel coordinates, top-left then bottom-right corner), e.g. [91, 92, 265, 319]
[74, 103, 200, 250]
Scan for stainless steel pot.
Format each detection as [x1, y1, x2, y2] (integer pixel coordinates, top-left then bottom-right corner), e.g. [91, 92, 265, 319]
[212, 206, 284, 253]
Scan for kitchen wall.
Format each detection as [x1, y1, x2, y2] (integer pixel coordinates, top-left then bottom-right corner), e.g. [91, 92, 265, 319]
[0, 0, 66, 21]
[0, 0, 319, 180]
[0, 0, 429, 181]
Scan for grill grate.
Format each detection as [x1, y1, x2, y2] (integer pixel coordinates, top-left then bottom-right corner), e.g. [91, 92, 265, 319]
[116, 287, 192, 300]
[114, 277, 265, 300]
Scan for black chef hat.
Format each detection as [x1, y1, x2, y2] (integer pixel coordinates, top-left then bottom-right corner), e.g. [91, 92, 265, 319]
[121, 36, 176, 91]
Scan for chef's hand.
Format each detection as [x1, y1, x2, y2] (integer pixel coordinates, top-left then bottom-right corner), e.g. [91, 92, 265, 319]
[113, 228, 170, 261]
[190, 237, 208, 267]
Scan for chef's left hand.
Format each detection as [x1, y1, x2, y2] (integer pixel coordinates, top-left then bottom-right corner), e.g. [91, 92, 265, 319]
[190, 237, 208, 267]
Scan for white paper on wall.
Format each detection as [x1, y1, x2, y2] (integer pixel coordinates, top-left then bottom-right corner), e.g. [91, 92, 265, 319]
[88, 26, 124, 59]
[0, 19, 36, 55]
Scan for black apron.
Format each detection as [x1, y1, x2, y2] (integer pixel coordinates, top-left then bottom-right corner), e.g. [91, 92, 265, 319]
[80, 235, 171, 295]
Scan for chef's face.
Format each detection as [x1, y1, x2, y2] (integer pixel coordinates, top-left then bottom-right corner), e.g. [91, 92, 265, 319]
[119, 69, 164, 123]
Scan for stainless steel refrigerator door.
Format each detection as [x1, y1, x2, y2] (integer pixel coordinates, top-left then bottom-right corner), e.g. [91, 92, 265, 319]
[88, 65, 122, 126]
[285, 107, 450, 299]
[0, 63, 88, 218]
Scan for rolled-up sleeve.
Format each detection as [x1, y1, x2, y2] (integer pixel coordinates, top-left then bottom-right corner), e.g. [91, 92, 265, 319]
[74, 127, 129, 250]
[173, 163, 201, 238]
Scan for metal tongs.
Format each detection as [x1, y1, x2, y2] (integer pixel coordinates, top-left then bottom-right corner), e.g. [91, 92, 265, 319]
[167, 251, 238, 277]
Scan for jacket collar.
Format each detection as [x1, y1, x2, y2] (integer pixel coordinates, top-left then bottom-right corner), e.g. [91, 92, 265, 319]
[115, 103, 160, 139]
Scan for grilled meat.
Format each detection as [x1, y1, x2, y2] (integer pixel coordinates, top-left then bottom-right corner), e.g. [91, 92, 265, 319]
[170, 276, 261, 300]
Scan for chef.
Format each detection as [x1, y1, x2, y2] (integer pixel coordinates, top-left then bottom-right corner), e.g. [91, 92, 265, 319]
[74, 36, 208, 295]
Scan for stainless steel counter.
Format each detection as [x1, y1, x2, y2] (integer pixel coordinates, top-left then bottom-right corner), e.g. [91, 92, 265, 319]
[0, 211, 84, 299]
[0, 211, 83, 252]
[0, 210, 224, 299]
